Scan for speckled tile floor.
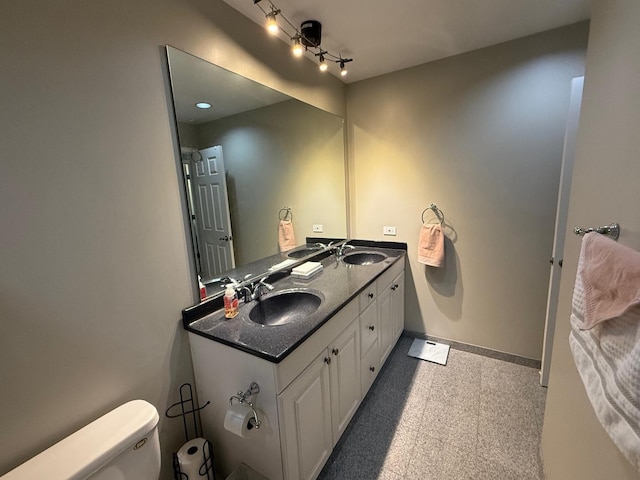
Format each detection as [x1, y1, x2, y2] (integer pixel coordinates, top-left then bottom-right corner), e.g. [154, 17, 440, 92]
[318, 336, 547, 480]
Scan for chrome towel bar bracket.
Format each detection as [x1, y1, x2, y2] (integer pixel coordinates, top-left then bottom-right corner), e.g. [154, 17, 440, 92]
[421, 203, 445, 225]
[573, 222, 619, 240]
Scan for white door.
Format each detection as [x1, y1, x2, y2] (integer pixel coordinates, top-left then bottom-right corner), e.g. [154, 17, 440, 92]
[540, 77, 584, 387]
[191, 146, 235, 282]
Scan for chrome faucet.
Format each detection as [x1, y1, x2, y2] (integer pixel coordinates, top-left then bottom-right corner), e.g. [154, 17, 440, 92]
[336, 242, 355, 257]
[239, 276, 274, 303]
[252, 277, 274, 300]
[314, 241, 334, 250]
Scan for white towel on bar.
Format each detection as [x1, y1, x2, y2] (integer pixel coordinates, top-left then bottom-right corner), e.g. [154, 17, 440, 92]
[569, 234, 640, 471]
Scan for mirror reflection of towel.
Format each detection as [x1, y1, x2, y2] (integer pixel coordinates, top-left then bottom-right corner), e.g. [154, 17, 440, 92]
[278, 220, 296, 252]
[418, 224, 445, 267]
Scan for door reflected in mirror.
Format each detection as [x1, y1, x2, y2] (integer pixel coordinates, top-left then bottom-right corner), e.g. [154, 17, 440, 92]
[166, 46, 347, 291]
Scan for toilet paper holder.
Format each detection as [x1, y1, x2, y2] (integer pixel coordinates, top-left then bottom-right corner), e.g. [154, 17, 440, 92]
[229, 382, 261, 429]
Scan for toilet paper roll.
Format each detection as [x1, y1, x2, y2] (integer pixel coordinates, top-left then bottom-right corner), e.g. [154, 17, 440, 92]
[223, 403, 257, 439]
[176, 437, 211, 479]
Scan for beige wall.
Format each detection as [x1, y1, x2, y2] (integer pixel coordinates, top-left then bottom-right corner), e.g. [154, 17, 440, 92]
[196, 100, 347, 265]
[347, 23, 589, 360]
[542, 1, 640, 478]
[0, 0, 344, 477]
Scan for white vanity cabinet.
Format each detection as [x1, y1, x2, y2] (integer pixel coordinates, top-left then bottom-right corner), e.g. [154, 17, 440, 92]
[279, 318, 360, 480]
[360, 259, 406, 398]
[391, 271, 405, 342]
[378, 265, 406, 365]
[187, 256, 405, 480]
[278, 350, 332, 480]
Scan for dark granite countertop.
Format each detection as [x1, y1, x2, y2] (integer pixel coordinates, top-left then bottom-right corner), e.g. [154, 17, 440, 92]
[183, 240, 407, 363]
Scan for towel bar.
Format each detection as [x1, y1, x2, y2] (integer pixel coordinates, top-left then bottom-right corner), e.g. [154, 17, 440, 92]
[421, 203, 445, 225]
[573, 222, 619, 240]
[278, 207, 292, 221]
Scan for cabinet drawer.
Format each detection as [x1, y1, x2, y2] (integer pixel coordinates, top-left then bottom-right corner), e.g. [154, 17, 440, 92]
[361, 342, 380, 399]
[358, 282, 377, 312]
[359, 301, 378, 358]
[377, 257, 404, 291]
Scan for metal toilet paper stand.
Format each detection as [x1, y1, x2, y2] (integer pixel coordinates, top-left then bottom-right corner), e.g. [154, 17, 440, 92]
[228, 382, 262, 430]
[166, 383, 215, 480]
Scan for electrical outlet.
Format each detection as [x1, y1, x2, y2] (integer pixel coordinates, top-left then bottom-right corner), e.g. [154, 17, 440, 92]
[312, 224, 324, 233]
[383, 226, 397, 236]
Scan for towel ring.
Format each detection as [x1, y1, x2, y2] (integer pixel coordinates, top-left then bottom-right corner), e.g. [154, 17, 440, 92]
[421, 203, 445, 225]
[279, 207, 292, 221]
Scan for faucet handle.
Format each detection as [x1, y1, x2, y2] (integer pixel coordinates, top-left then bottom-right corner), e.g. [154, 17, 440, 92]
[259, 277, 274, 291]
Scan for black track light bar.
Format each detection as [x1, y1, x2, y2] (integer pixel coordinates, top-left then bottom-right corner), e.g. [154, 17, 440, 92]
[253, 0, 353, 76]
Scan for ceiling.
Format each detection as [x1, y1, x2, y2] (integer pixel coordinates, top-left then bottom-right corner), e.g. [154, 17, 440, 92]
[221, 0, 591, 84]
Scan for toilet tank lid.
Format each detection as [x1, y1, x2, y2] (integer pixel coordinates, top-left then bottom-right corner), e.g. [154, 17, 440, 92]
[1, 399, 159, 480]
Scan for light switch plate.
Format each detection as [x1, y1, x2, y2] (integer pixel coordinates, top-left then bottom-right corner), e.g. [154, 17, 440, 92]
[383, 226, 397, 236]
[312, 224, 324, 233]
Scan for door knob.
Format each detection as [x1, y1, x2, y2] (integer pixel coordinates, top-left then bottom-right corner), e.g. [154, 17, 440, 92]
[219, 235, 230, 241]
[368, 325, 375, 331]
[324, 357, 331, 365]
[368, 292, 374, 299]
[369, 366, 375, 372]
[332, 348, 339, 356]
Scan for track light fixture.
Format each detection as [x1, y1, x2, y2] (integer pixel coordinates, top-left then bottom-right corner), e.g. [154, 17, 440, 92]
[253, 0, 353, 78]
[265, 8, 280, 35]
[338, 58, 352, 77]
[291, 35, 304, 57]
[317, 52, 328, 72]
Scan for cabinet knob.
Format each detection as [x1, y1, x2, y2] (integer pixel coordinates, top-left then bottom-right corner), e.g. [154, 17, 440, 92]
[332, 348, 339, 356]
[324, 357, 331, 365]
[369, 366, 375, 372]
[368, 292, 374, 299]
[368, 325, 375, 331]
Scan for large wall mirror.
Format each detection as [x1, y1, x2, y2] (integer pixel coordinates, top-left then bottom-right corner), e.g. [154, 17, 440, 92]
[166, 46, 348, 292]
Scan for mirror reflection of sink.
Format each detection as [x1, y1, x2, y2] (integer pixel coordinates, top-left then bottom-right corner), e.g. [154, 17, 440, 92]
[287, 247, 322, 259]
[249, 291, 322, 326]
[342, 251, 387, 265]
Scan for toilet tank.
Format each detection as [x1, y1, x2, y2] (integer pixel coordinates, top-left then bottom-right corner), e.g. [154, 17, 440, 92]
[2, 400, 161, 480]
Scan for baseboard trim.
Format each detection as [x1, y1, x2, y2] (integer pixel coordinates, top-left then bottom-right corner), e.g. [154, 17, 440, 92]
[402, 331, 542, 370]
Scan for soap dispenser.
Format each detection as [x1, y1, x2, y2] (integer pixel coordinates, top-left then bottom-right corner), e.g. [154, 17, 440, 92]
[198, 275, 207, 301]
[224, 285, 239, 319]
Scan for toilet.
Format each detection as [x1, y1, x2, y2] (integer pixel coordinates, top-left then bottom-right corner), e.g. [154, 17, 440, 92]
[1, 400, 161, 480]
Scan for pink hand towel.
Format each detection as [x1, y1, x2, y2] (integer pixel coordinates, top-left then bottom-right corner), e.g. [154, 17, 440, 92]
[418, 223, 445, 267]
[278, 220, 297, 252]
[579, 232, 640, 329]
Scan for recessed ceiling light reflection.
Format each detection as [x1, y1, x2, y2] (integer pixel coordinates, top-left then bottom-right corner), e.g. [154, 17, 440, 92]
[195, 102, 212, 109]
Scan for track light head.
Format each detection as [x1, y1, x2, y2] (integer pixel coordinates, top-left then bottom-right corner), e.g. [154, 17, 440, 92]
[338, 58, 352, 77]
[318, 54, 328, 72]
[265, 10, 279, 35]
[291, 35, 304, 57]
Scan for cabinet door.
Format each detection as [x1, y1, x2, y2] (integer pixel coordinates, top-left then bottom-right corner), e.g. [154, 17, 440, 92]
[359, 300, 378, 358]
[279, 352, 332, 480]
[329, 320, 361, 444]
[361, 339, 380, 398]
[377, 284, 394, 365]
[391, 272, 405, 341]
